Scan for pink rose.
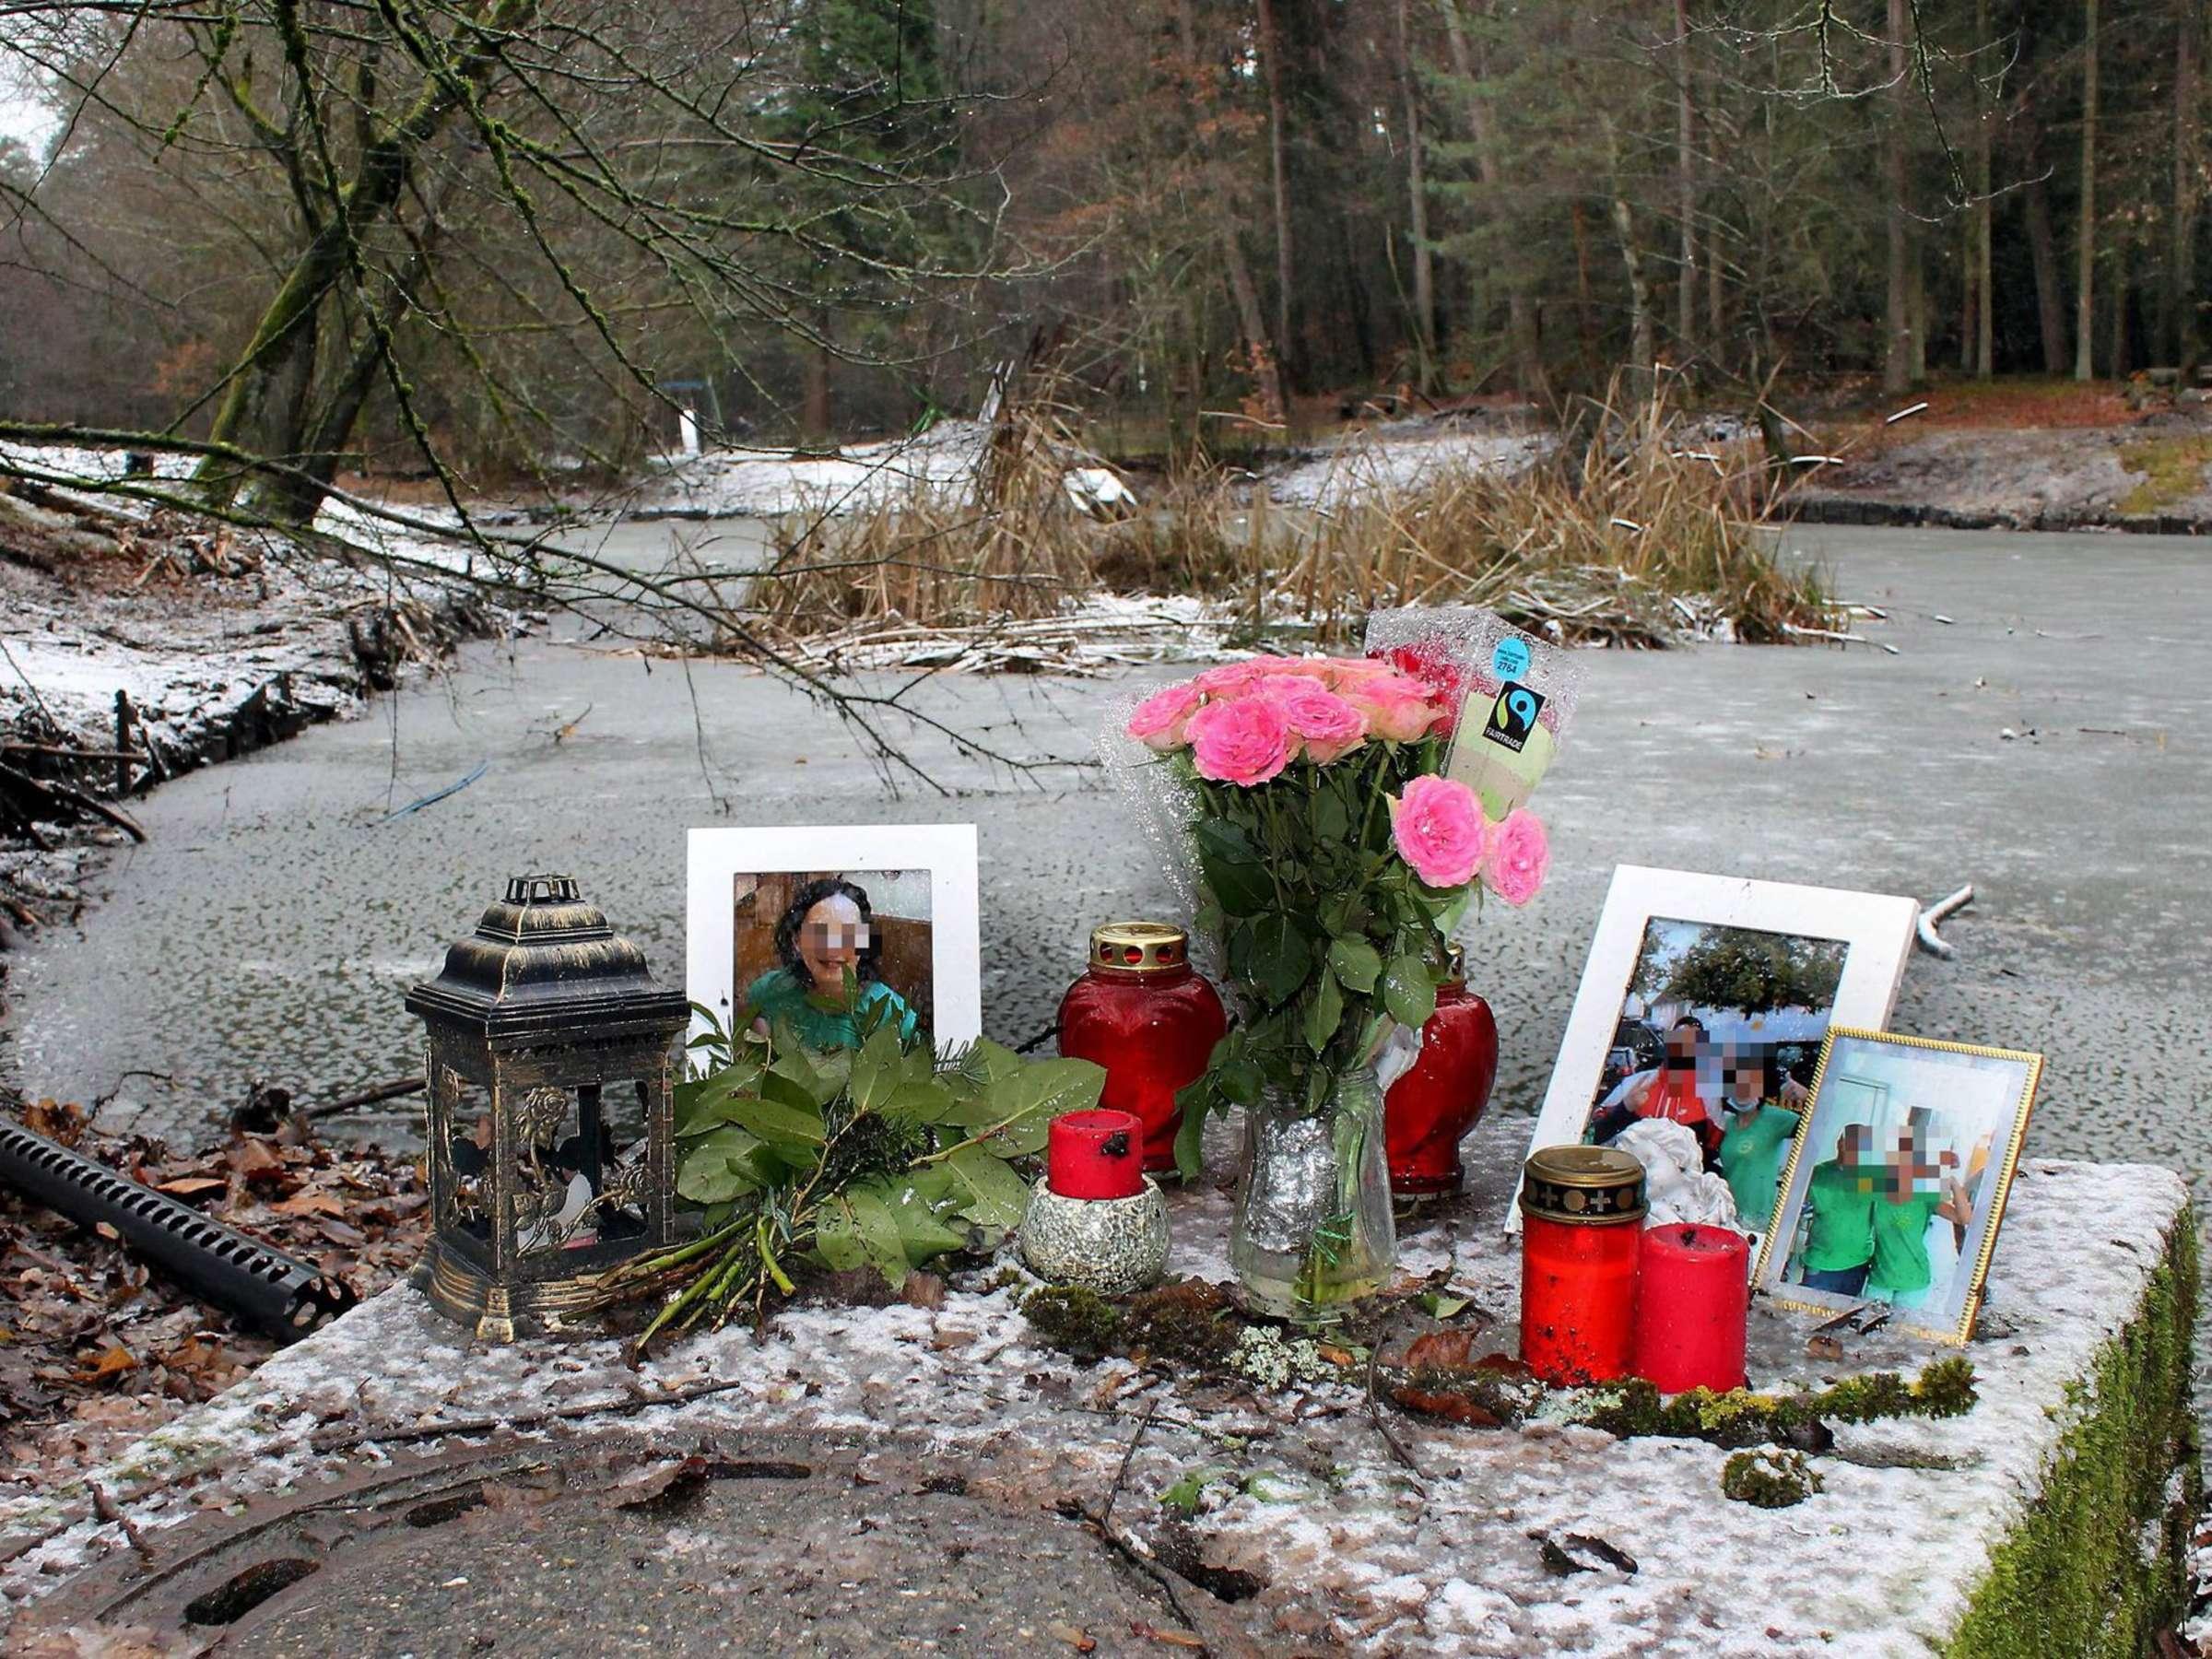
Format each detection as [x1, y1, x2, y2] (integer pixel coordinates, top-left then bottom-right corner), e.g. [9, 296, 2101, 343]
[1483, 808, 1550, 906]
[1258, 674, 1368, 765]
[1126, 680, 1204, 752]
[1345, 668, 1444, 743]
[1187, 694, 1296, 786]
[1194, 662, 1266, 697]
[1390, 774, 1485, 888]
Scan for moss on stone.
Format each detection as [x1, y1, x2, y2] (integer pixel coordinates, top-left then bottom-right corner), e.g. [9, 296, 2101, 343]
[1947, 1213, 2200, 1658]
[1722, 1448, 1823, 1509]
[1020, 1285, 1126, 1362]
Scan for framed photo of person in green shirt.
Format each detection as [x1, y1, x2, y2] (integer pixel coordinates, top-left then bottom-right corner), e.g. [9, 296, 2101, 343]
[686, 826, 981, 1057]
[1516, 866, 1919, 1233]
[1755, 1028, 2042, 1344]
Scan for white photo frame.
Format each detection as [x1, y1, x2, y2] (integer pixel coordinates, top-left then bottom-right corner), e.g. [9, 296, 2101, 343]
[1510, 865, 1918, 1232]
[685, 825, 982, 1053]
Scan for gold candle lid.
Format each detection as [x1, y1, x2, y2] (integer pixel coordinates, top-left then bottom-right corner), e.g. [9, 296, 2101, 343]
[1090, 921, 1191, 975]
[1520, 1146, 1647, 1227]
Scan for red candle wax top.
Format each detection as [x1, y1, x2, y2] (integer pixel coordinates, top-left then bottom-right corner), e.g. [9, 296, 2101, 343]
[1630, 1223, 1750, 1394]
[1047, 1109, 1145, 1200]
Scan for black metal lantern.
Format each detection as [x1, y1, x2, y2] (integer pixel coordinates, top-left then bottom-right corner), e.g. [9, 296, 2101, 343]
[406, 875, 688, 1341]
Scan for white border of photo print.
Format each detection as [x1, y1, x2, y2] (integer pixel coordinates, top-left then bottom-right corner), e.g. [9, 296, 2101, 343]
[685, 824, 982, 1053]
[1509, 865, 1919, 1232]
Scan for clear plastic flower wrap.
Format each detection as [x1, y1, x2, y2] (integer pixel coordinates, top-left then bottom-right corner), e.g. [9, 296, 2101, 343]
[1363, 606, 1587, 820]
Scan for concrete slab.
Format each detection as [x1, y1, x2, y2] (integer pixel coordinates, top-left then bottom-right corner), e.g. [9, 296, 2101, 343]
[3, 1117, 2194, 1654]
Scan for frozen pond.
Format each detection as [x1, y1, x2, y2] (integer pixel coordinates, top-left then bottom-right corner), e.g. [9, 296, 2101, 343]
[6, 527, 2209, 1223]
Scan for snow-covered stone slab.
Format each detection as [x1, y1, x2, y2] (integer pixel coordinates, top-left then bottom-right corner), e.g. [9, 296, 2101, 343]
[3, 1116, 2195, 1654]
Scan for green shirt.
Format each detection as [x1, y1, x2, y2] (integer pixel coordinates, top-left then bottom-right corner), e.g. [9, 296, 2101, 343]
[743, 968, 919, 1052]
[1800, 1159, 1878, 1273]
[1868, 1192, 1945, 1294]
[1720, 1104, 1799, 1231]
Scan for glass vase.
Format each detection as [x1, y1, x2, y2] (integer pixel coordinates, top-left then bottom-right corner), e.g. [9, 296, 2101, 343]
[1230, 1065, 1397, 1322]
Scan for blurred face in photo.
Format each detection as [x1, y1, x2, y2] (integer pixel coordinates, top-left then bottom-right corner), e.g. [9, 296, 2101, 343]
[798, 893, 868, 996]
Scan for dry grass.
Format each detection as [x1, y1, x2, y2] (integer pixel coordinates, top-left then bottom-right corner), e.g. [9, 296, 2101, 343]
[745, 382, 1836, 658]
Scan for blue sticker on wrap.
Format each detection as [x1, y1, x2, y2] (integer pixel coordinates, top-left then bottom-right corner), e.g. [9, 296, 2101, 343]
[1490, 636, 1533, 681]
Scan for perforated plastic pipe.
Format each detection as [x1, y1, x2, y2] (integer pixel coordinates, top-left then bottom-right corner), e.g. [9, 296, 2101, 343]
[0, 1121, 358, 1341]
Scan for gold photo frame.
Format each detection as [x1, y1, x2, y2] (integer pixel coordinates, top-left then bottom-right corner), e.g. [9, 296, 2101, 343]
[1753, 1028, 2043, 1344]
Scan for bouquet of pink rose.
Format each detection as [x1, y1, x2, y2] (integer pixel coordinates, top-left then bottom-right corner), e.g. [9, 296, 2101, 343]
[1125, 652, 1549, 1316]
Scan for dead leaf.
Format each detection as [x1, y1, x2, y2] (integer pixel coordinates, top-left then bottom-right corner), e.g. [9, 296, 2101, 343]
[1048, 1624, 1097, 1653]
[1129, 1625, 1205, 1650]
[1388, 1384, 1501, 1428]
[268, 1189, 346, 1218]
[1404, 1329, 1484, 1371]
[76, 1345, 138, 1383]
[156, 1177, 229, 1202]
[1806, 1334, 1845, 1361]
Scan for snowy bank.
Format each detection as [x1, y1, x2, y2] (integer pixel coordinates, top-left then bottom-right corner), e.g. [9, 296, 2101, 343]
[2, 1115, 2194, 1653]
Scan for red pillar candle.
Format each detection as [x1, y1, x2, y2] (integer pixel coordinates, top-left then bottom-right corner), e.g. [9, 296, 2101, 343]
[1517, 1147, 1647, 1386]
[1057, 923, 1228, 1173]
[1383, 960, 1499, 1196]
[1047, 1109, 1146, 1200]
[1630, 1223, 1749, 1394]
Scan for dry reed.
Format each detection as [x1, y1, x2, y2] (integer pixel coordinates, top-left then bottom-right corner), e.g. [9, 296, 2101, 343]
[744, 382, 1836, 659]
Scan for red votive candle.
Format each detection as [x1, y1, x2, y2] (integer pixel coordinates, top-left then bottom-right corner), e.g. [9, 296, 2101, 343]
[1630, 1223, 1749, 1394]
[1058, 923, 1227, 1173]
[1518, 1147, 1646, 1386]
[1047, 1109, 1146, 1200]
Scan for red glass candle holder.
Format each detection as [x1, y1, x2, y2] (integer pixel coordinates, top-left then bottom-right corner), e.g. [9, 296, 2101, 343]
[1630, 1223, 1749, 1394]
[1383, 970, 1499, 1196]
[1517, 1147, 1647, 1386]
[1047, 1109, 1145, 1200]
[1057, 923, 1227, 1174]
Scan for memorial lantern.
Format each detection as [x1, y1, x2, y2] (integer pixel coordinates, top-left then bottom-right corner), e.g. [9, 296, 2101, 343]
[406, 875, 688, 1342]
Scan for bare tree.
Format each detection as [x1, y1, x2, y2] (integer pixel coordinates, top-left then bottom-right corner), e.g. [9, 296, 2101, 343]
[2077, 0, 2100, 382]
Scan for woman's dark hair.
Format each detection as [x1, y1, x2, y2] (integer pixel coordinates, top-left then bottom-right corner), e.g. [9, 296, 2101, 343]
[774, 877, 881, 984]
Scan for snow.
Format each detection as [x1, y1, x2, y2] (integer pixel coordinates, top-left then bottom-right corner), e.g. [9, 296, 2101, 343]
[1265, 427, 1552, 510]
[631, 421, 991, 518]
[0, 1116, 2188, 1653]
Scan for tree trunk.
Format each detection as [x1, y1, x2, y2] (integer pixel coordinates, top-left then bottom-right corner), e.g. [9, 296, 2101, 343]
[1172, 0, 1287, 423]
[1603, 118, 1654, 385]
[2108, 236, 2129, 377]
[2023, 144, 2070, 372]
[2170, 0, 2203, 370]
[1440, 0, 1546, 398]
[1675, 0, 1696, 358]
[1396, 0, 1437, 391]
[1908, 242, 1927, 383]
[803, 317, 833, 442]
[195, 0, 539, 516]
[2076, 0, 2099, 381]
[1975, 0, 1994, 379]
[1571, 200, 1601, 379]
[1223, 234, 1288, 425]
[1254, 0, 1297, 389]
[1883, 0, 1912, 394]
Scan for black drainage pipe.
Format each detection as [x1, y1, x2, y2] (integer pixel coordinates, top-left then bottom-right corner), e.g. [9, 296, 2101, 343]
[0, 1121, 358, 1341]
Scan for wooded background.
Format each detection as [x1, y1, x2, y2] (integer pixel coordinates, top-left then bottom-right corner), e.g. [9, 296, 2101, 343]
[0, 0, 2203, 498]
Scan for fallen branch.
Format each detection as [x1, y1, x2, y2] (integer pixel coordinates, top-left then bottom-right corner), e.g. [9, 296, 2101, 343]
[0, 761, 147, 841]
[1916, 884, 1974, 960]
[304, 1076, 427, 1122]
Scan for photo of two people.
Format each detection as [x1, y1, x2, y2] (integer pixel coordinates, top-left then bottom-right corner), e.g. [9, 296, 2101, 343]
[1582, 917, 1847, 1232]
[1766, 1030, 2041, 1340]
